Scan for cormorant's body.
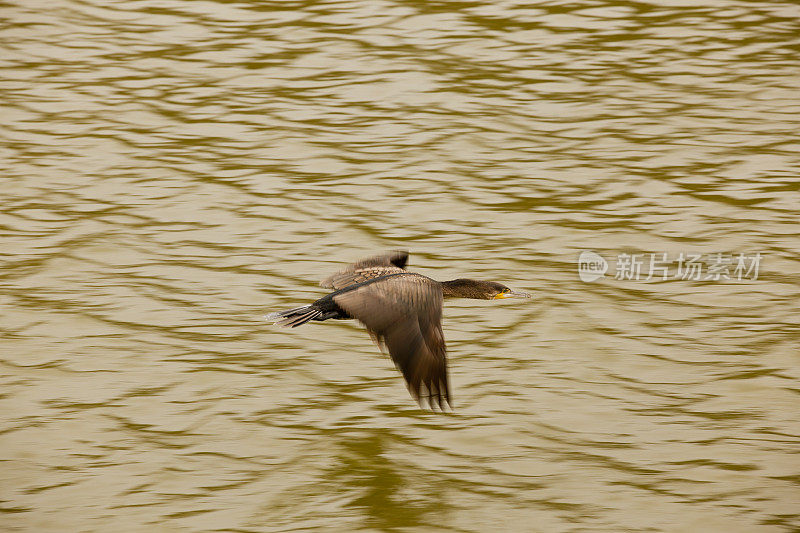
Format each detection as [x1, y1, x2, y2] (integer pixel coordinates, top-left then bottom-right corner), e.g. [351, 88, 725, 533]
[266, 251, 530, 410]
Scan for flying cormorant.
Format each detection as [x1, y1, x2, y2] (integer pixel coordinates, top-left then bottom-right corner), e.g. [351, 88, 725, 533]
[266, 251, 530, 410]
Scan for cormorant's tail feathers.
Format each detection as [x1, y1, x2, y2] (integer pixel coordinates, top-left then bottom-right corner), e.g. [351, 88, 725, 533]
[265, 305, 321, 328]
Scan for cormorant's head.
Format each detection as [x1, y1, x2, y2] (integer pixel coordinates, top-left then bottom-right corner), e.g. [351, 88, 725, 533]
[442, 279, 532, 300]
[486, 281, 532, 300]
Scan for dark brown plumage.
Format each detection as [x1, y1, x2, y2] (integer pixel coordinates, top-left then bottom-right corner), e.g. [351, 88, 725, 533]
[265, 251, 530, 410]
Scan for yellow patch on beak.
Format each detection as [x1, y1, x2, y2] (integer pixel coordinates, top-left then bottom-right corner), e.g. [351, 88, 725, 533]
[496, 290, 532, 299]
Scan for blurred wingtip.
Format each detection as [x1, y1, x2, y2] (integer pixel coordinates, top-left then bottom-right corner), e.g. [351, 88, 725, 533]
[410, 381, 453, 413]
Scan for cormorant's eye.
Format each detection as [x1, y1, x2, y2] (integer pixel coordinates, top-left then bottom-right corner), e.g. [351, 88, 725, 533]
[503, 288, 510, 293]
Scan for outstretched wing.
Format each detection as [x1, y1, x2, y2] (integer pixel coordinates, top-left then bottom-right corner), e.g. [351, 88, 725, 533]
[332, 274, 450, 410]
[320, 250, 409, 290]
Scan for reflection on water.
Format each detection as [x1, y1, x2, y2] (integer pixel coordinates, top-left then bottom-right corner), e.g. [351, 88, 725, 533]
[1, 0, 799, 530]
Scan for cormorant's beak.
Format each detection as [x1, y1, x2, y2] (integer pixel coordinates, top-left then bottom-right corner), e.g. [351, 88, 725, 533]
[494, 290, 532, 299]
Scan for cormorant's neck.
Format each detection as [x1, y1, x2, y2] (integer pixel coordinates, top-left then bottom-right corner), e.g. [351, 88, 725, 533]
[441, 279, 486, 299]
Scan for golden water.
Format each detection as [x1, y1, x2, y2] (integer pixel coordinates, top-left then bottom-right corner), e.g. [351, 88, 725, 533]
[2, 0, 799, 531]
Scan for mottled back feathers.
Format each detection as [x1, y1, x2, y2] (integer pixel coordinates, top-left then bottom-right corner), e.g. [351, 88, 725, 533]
[320, 251, 409, 290]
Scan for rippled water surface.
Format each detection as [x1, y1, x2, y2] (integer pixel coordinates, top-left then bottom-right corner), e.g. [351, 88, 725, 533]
[2, 0, 799, 531]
